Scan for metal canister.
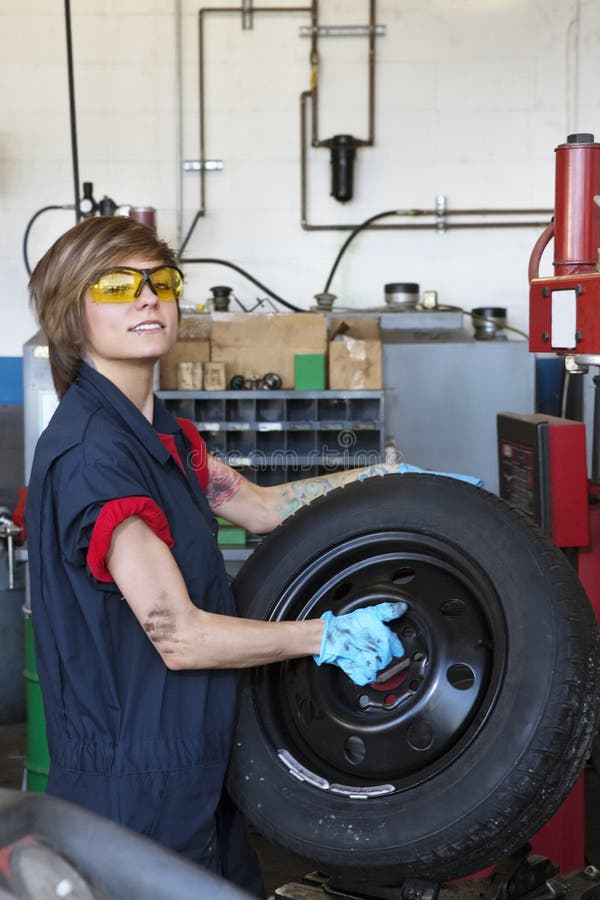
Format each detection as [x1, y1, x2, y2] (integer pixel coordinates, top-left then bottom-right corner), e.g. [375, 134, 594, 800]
[128, 206, 156, 229]
[384, 283, 420, 308]
[554, 133, 600, 275]
[472, 307, 507, 340]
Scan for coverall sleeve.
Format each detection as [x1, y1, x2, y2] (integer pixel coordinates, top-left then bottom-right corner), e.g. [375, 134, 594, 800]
[52, 447, 174, 587]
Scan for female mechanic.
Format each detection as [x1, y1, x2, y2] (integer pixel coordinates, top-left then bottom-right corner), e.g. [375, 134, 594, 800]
[25, 215, 408, 895]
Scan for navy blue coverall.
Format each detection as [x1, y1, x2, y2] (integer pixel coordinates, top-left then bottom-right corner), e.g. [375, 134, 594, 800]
[25, 363, 263, 894]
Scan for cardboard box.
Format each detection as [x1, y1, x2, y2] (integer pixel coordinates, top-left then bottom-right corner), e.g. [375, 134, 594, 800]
[203, 362, 226, 391]
[328, 317, 382, 390]
[177, 361, 203, 391]
[177, 312, 212, 340]
[160, 339, 210, 390]
[210, 313, 327, 389]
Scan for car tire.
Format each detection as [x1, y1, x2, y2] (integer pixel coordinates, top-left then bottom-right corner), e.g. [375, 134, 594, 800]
[228, 474, 600, 885]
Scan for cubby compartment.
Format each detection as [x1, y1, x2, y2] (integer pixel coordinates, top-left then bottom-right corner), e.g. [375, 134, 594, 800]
[203, 430, 227, 457]
[317, 397, 347, 428]
[156, 390, 384, 486]
[296, 465, 321, 481]
[195, 398, 225, 425]
[256, 398, 285, 422]
[256, 431, 285, 457]
[347, 396, 381, 427]
[318, 429, 354, 465]
[254, 465, 287, 487]
[162, 397, 194, 419]
[226, 398, 255, 423]
[287, 430, 318, 460]
[287, 398, 316, 424]
[227, 431, 255, 458]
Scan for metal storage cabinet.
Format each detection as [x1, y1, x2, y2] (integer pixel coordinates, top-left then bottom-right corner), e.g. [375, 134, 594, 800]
[382, 333, 535, 495]
[156, 390, 385, 486]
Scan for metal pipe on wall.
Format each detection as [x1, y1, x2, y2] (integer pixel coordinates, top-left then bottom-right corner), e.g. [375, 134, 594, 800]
[300, 90, 553, 231]
[310, 0, 375, 149]
[182, 0, 379, 252]
[367, 0, 375, 145]
[175, 0, 184, 248]
[197, 5, 311, 216]
[179, 3, 311, 254]
[182, 0, 553, 254]
[64, 0, 81, 223]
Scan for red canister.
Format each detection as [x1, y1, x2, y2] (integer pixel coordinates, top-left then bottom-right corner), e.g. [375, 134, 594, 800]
[128, 206, 156, 229]
[554, 133, 600, 275]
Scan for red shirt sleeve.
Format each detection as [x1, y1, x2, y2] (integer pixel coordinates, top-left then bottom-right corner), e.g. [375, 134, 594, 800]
[177, 418, 209, 491]
[87, 497, 175, 583]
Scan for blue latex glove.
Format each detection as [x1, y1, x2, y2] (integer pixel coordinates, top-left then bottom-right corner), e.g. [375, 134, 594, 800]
[314, 600, 408, 686]
[395, 461, 483, 487]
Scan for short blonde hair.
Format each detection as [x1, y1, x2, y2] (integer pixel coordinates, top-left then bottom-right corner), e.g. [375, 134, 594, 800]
[29, 216, 180, 398]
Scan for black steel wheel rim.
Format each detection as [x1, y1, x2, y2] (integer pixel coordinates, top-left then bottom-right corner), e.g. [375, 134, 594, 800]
[253, 530, 507, 794]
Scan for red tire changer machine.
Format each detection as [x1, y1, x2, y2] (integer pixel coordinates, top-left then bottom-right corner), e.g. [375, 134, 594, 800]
[498, 132, 600, 874]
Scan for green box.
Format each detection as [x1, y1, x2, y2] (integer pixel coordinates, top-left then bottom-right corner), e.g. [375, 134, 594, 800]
[294, 353, 326, 390]
[216, 516, 246, 546]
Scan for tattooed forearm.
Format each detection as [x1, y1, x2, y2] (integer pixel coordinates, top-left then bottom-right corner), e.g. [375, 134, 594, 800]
[206, 455, 244, 507]
[274, 464, 392, 519]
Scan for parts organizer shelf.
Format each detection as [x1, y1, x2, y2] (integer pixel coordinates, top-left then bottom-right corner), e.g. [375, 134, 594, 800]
[157, 390, 385, 487]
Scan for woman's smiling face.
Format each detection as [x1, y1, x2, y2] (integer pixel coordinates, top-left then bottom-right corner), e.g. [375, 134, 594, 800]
[83, 258, 180, 369]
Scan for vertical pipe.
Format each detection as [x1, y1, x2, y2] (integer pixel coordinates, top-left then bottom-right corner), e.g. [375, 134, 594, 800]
[199, 10, 206, 215]
[310, 0, 374, 147]
[64, 0, 81, 222]
[566, 0, 581, 135]
[300, 91, 310, 226]
[367, 0, 375, 144]
[310, 0, 319, 145]
[174, 0, 184, 246]
[242, 0, 253, 29]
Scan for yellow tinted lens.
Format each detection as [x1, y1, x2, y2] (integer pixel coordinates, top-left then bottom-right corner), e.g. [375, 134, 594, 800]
[90, 270, 140, 303]
[150, 266, 183, 302]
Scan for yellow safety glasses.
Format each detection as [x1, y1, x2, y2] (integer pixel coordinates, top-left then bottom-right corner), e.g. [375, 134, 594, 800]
[89, 265, 184, 304]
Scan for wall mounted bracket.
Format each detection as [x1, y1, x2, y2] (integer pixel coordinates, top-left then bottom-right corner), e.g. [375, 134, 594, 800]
[299, 25, 386, 38]
[183, 160, 224, 172]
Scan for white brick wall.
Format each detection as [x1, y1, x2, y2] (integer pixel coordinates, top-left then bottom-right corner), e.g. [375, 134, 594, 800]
[1, 0, 597, 355]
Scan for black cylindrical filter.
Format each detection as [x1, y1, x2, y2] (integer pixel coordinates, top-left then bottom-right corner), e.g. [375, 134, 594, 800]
[210, 285, 233, 311]
[327, 135, 358, 203]
[98, 195, 118, 216]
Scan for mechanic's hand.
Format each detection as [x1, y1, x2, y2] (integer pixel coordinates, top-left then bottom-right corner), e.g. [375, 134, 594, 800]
[394, 461, 483, 487]
[314, 600, 408, 686]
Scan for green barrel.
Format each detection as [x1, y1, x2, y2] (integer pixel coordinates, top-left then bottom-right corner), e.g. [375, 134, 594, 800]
[23, 605, 50, 792]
